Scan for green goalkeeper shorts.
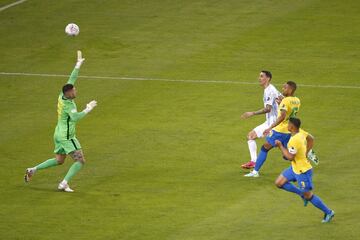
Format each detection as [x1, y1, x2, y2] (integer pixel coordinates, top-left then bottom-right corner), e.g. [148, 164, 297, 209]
[54, 137, 82, 155]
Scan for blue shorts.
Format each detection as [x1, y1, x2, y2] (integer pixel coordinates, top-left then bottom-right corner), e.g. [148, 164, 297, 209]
[266, 130, 291, 147]
[282, 166, 313, 192]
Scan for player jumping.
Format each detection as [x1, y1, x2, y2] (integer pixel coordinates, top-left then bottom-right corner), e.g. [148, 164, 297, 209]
[24, 51, 97, 192]
[274, 118, 335, 223]
[245, 81, 300, 177]
[241, 71, 281, 169]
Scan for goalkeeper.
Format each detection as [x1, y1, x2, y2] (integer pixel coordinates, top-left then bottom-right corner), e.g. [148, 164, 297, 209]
[24, 51, 97, 192]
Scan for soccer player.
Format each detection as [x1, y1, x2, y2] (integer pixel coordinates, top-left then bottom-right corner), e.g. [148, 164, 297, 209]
[24, 51, 97, 192]
[245, 81, 300, 177]
[241, 71, 281, 169]
[274, 118, 335, 223]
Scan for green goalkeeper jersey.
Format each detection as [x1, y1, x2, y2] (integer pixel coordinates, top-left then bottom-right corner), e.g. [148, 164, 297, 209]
[54, 68, 87, 141]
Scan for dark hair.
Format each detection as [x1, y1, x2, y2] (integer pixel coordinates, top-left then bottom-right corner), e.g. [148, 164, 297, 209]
[286, 81, 297, 93]
[289, 117, 301, 129]
[261, 70, 272, 79]
[62, 84, 74, 94]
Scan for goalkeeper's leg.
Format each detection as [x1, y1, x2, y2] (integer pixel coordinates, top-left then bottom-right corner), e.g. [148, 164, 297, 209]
[24, 154, 66, 182]
[58, 150, 85, 192]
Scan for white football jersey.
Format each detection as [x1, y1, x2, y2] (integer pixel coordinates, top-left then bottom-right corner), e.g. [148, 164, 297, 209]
[263, 84, 281, 125]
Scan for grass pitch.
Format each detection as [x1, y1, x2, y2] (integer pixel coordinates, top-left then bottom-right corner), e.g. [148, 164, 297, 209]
[0, 0, 359, 239]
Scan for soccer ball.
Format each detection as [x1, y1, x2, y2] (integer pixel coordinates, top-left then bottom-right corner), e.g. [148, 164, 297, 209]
[65, 23, 80, 36]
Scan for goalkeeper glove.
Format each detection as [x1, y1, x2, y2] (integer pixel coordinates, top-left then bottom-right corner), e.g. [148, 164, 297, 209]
[75, 50, 85, 69]
[307, 149, 319, 165]
[83, 100, 97, 113]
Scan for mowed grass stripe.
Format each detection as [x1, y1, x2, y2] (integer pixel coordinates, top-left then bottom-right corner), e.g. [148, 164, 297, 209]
[1, 72, 360, 89]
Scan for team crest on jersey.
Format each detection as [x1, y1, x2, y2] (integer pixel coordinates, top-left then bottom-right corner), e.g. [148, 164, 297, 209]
[300, 181, 306, 189]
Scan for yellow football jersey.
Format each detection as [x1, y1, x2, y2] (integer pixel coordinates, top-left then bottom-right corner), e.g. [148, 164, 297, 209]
[273, 96, 301, 133]
[288, 129, 312, 174]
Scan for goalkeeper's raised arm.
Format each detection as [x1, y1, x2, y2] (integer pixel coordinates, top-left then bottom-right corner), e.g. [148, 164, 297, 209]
[67, 50, 85, 85]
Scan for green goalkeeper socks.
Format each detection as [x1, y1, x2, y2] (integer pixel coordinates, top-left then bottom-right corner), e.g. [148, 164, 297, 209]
[64, 162, 83, 182]
[35, 158, 59, 170]
[35, 159, 83, 183]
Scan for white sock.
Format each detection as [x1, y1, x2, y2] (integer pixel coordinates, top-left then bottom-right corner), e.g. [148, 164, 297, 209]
[247, 139, 257, 162]
[29, 167, 37, 173]
[61, 180, 68, 185]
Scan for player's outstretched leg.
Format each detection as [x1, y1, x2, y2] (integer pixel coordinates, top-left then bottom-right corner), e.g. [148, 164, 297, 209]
[304, 192, 335, 223]
[244, 142, 272, 177]
[58, 150, 85, 192]
[24, 155, 66, 182]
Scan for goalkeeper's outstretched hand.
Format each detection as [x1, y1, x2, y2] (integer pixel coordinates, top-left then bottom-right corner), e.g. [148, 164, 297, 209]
[83, 100, 97, 113]
[75, 50, 85, 69]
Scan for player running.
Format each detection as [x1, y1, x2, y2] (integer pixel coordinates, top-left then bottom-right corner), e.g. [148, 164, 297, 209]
[241, 71, 282, 169]
[24, 51, 97, 192]
[274, 118, 335, 223]
[245, 81, 300, 177]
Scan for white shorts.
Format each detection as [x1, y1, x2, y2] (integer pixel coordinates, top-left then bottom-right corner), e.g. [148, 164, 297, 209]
[253, 122, 270, 138]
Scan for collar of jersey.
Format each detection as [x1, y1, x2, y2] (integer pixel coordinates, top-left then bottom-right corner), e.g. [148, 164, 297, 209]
[62, 95, 72, 101]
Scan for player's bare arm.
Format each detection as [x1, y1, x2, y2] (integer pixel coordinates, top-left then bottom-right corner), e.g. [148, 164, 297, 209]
[306, 134, 314, 154]
[274, 140, 295, 160]
[275, 95, 284, 105]
[241, 104, 272, 119]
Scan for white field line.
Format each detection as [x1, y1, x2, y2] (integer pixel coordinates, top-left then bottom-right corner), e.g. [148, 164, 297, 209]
[0, 0, 27, 12]
[0, 71, 360, 89]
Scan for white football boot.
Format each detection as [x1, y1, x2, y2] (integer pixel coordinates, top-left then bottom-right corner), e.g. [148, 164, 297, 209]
[244, 170, 259, 177]
[24, 168, 36, 182]
[58, 180, 74, 192]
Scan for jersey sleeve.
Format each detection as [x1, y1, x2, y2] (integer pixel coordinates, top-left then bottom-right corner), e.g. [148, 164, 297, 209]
[65, 102, 86, 122]
[279, 98, 290, 112]
[287, 137, 300, 155]
[300, 129, 309, 137]
[67, 68, 80, 85]
[264, 90, 277, 106]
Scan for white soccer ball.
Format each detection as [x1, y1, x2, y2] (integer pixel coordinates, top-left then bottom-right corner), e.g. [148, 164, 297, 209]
[65, 23, 80, 36]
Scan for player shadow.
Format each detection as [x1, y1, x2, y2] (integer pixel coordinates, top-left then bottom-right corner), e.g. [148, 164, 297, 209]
[19, 183, 88, 196]
[20, 185, 57, 192]
[18, 183, 65, 193]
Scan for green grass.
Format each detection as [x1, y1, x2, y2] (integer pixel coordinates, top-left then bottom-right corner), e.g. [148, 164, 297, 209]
[1, 0, 360, 239]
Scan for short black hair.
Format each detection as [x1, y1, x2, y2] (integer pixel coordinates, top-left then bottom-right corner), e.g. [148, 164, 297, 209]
[287, 81, 297, 93]
[289, 117, 301, 129]
[62, 84, 74, 94]
[261, 70, 272, 79]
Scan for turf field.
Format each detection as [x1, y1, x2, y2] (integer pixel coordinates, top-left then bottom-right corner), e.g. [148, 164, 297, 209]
[1, 0, 360, 239]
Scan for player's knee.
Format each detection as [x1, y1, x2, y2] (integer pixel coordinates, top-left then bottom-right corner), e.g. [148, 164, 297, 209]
[263, 142, 272, 150]
[76, 157, 86, 164]
[56, 159, 65, 165]
[70, 150, 86, 164]
[303, 191, 313, 200]
[248, 132, 257, 140]
[275, 179, 283, 188]
[261, 145, 270, 152]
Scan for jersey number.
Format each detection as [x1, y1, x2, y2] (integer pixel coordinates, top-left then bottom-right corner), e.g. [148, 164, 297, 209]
[289, 107, 299, 118]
